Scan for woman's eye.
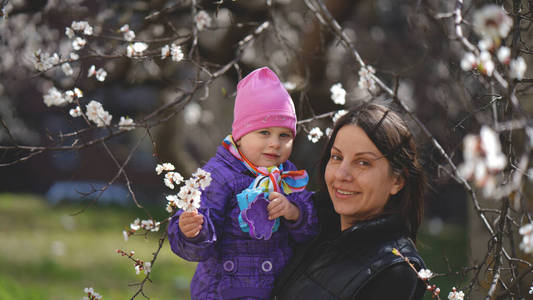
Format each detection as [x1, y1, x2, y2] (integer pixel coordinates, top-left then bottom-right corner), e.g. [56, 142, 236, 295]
[356, 160, 370, 167]
[330, 154, 341, 161]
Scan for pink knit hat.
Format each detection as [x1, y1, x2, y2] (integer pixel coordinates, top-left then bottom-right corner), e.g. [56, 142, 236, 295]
[232, 67, 296, 141]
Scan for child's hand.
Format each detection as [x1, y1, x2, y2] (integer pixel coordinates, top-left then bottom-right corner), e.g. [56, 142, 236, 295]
[179, 210, 204, 238]
[267, 192, 300, 221]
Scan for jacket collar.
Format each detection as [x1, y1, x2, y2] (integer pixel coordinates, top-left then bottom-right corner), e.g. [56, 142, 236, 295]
[333, 214, 408, 248]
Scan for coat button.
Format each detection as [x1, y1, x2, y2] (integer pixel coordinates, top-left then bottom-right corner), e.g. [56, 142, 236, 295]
[261, 260, 273, 272]
[223, 260, 234, 272]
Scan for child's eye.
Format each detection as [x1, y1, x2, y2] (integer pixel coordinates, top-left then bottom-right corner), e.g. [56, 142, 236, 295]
[258, 130, 270, 136]
[280, 133, 292, 138]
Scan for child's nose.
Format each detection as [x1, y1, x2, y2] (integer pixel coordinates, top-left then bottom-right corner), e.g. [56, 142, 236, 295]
[268, 137, 281, 148]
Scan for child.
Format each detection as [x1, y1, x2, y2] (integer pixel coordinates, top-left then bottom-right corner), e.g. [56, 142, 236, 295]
[168, 67, 317, 299]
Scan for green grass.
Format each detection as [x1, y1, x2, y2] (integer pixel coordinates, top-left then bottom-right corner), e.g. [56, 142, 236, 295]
[0, 193, 195, 300]
[0, 193, 468, 299]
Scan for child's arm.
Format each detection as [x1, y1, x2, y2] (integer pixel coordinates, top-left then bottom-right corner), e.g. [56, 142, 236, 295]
[167, 170, 231, 261]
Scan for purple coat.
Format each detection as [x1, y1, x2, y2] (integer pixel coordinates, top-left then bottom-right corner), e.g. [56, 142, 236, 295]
[168, 145, 317, 299]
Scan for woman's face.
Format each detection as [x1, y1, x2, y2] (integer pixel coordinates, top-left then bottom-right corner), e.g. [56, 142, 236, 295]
[325, 125, 404, 230]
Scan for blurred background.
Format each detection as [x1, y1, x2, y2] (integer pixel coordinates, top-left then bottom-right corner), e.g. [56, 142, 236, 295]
[1, 0, 531, 299]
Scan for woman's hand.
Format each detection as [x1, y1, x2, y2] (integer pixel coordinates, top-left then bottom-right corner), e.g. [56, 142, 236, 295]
[267, 192, 300, 221]
[178, 210, 204, 238]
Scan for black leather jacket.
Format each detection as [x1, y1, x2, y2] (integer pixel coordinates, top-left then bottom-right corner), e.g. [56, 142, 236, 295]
[271, 193, 426, 300]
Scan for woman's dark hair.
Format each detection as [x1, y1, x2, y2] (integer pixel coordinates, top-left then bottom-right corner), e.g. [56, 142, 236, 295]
[319, 101, 426, 241]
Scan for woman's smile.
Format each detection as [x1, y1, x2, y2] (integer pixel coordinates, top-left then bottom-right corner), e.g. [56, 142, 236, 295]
[333, 187, 358, 197]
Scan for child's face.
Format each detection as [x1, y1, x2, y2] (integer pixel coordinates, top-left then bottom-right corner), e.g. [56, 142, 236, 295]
[237, 127, 294, 167]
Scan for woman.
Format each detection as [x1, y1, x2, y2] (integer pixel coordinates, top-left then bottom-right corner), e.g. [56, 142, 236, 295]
[271, 102, 427, 299]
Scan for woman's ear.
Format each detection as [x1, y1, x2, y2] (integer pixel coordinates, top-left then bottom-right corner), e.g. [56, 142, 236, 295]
[389, 174, 405, 196]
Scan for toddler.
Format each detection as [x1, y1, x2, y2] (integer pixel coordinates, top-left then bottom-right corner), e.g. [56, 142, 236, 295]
[168, 67, 317, 299]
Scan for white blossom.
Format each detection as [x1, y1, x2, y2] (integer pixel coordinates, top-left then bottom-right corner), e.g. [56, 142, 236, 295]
[510, 56, 527, 80]
[85, 100, 112, 127]
[69, 106, 82, 117]
[330, 83, 346, 105]
[473, 5, 513, 40]
[477, 38, 494, 51]
[74, 88, 83, 98]
[332, 109, 347, 123]
[325, 127, 333, 137]
[126, 42, 148, 57]
[70, 52, 79, 61]
[177, 183, 202, 212]
[358, 65, 377, 91]
[519, 223, 533, 254]
[192, 168, 212, 190]
[71, 21, 93, 35]
[417, 268, 433, 280]
[166, 194, 179, 212]
[87, 65, 96, 77]
[141, 219, 159, 232]
[458, 126, 506, 197]
[65, 27, 75, 39]
[144, 261, 151, 273]
[166, 203, 174, 213]
[124, 30, 136, 42]
[122, 230, 129, 242]
[43, 87, 66, 107]
[118, 116, 135, 131]
[184, 102, 202, 125]
[95, 68, 107, 82]
[164, 171, 184, 189]
[119, 24, 130, 32]
[529, 283, 533, 295]
[61, 63, 73, 76]
[283, 81, 296, 91]
[170, 43, 184, 62]
[64, 90, 75, 103]
[161, 44, 170, 59]
[195, 10, 212, 31]
[83, 286, 102, 299]
[119, 24, 135, 41]
[479, 51, 494, 76]
[155, 162, 175, 175]
[130, 218, 141, 231]
[33, 50, 60, 72]
[497, 46, 510, 64]
[72, 37, 87, 51]
[308, 127, 324, 143]
[173, 172, 185, 185]
[480, 126, 506, 171]
[83, 25, 93, 36]
[448, 287, 465, 300]
[164, 177, 175, 189]
[460, 52, 477, 71]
